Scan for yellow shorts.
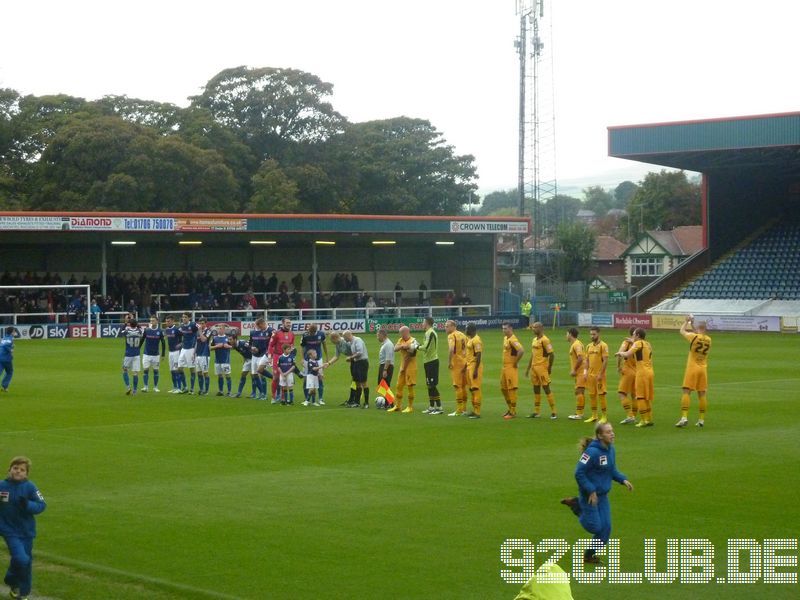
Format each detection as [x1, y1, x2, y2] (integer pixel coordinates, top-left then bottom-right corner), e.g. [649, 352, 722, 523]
[466, 365, 483, 391]
[617, 369, 636, 396]
[530, 364, 551, 386]
[451, 362, 467, 388]
[573, 372, 587, 390]
[500, 366, 519, 391]
[398, 367, 417, 388]
[586, 373, 607, 395]
[635, 370, 654, 401]
[682, 366, 708, 392]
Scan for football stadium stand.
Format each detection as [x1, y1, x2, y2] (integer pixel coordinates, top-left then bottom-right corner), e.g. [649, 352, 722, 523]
[609, 112, 800, 319]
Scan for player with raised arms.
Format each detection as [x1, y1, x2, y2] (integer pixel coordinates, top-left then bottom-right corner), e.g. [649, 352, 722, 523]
[675, 315, 711, 428]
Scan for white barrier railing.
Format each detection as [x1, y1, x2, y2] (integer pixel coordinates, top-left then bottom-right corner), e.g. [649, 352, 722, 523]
[156, 305, 493, 323]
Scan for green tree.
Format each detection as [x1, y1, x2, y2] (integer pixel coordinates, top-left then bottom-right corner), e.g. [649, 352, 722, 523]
[479, 189, 517, 215]
[93, 95, 185, 134]
[321, 117, 477, 215]
[248, 159, 300, 213]
[583, 185, 614, 216]
[177, 106, 258, 207]
[190, 66, 346, 161]
[541, 194, 582, 231]
[613, 180, 638, 209]
[626, 170, 700, 234]
[31, 115, 238, 212]
[554, 221, 596, 281]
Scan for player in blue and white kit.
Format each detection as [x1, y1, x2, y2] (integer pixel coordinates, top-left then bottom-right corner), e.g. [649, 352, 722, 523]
[229, 332, 256, 398]
[302, 349, 323, 406]
[249, 318, 273, 401]
[163, 315, 183, 393]
[300, 324, 328, 403]
[194, 318, 212, 396]
[178, 313, 199, 394]
[211, 328, 233, 396]
[277, 344, 296, 405]
[120, 318, 143, 395]
[0, 327, 15, 393]
[141, 316, 165, 393]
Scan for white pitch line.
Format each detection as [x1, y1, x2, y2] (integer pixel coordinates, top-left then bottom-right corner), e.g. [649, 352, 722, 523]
[37, 550, 244, 600]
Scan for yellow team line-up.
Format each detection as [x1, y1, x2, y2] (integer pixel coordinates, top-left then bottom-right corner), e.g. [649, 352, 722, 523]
[374, 315, 710, 427]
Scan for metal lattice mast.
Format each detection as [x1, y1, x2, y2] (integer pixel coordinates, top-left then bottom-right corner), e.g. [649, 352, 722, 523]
[516, 0, 557, 257]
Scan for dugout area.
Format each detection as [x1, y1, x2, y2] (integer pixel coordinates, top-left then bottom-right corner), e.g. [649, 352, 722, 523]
[609, 111, 800, 310]
[0, 213, 529, 308]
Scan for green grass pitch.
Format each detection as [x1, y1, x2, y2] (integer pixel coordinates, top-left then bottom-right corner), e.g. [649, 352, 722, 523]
[0, 328, 798, 599]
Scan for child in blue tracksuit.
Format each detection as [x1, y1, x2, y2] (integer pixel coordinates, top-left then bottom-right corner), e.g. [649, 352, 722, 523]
[0, 456, 46, 599]
[562, 423, 633, 562]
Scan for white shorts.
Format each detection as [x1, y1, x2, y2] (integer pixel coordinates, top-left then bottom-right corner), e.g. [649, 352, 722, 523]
[279, 372, 294, 388]
[122, 356, 141, 372]
[251, 354, 269, 374]
[195, 356, 210, 373]
[142, 354, 160, 369]
[215, 363, 232, 375]
[241, 358, 252, 373]
[169, 350, 180, 371]
[178, 348, 196, 368]
[305, 374, 319, 390]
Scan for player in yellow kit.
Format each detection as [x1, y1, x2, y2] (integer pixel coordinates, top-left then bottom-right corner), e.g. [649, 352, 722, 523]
[616, 326, 638, 425]
[585, 326, 609, 424]
[566, 328, 588, 420]
[524, 321, 557, 419]
[387, 326, 418, 413]
[500, 322, 525, 419]
[675, 315, 711, 428]
[445, 320, 468, 416]
[616, 327, 654, 428]
[465, 322, 483, 419]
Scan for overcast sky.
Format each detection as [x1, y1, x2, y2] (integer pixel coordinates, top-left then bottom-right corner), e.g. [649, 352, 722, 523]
[2, 0, 799, 195]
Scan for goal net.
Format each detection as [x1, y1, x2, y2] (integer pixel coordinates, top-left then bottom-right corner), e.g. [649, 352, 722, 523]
[0, 284, 92, 338]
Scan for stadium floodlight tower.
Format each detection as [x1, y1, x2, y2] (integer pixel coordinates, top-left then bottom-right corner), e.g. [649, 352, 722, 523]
[515, 0, 557, 279]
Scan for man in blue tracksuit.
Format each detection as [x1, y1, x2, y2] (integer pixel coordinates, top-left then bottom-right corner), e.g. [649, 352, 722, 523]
[562, 422, 633, 562]
[0, 456, 46, 600]
[0, 327, 14, 392]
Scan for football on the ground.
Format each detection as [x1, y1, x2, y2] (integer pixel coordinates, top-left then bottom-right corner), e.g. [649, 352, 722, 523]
[375, 396, 387, 409]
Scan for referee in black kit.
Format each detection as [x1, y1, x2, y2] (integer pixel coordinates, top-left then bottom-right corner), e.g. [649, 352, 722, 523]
[344, 330, 370, 408]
